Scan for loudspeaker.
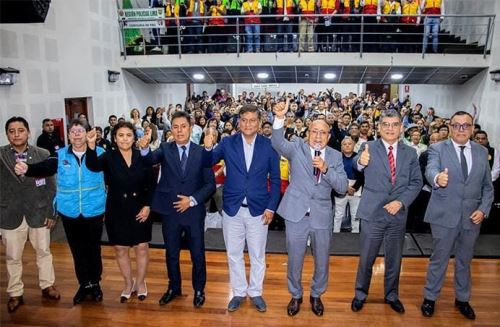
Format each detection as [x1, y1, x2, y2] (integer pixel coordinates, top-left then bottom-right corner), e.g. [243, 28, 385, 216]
[0, 0, 51, 24]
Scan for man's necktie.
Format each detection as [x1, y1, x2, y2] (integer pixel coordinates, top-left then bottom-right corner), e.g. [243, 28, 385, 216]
[180, 145, 187, 173]
[459, 146, 468, 180]
[388, 145, 396, 185]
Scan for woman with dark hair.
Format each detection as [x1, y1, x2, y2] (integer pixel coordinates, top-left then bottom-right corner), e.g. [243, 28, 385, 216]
[85, 121, 156, 303]
[142, 106, 155, 124]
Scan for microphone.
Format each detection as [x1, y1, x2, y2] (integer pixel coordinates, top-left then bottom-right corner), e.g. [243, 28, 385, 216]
[313, 144, 321, 176]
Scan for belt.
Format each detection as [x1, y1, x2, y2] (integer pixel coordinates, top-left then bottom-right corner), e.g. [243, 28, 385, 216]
[241, 203, 248, 208]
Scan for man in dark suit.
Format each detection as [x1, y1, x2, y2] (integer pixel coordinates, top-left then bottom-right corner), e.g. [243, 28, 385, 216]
[203, 104, 281, 312]
[351, 109, 423, 314]
[272, 100, 348, 316]
[420, 111, 494, 320]
[139, 111, 215, 308]
[0, 117, 60, 313]
[36, 118, 65, 156]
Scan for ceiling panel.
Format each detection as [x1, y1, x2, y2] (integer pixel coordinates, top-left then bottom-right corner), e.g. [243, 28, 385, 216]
[123, 65, 486, 84]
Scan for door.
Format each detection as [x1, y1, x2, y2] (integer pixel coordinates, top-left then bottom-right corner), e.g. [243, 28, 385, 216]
[64, 97, 88, 126]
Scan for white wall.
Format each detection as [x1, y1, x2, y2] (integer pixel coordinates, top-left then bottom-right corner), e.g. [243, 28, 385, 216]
[0, 0, 185, 143]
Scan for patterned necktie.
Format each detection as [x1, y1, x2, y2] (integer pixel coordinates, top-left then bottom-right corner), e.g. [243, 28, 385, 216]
[180, 145, 187, 173]
[388, 145, 396, 185]
[459, 146, 468, 180]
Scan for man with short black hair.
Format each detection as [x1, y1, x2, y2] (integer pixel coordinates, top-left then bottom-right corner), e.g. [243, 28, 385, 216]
[103, 115, 117, 142]
[1, 117, 60, 313]
[421, 111, 494, 320]
[37, 118, 65, 156]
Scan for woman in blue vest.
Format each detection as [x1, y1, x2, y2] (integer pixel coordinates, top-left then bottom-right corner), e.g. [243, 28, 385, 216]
[21, 119, 106, 306]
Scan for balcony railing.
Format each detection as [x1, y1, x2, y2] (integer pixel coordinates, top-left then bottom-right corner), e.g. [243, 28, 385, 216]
[118, 13, 495, 59]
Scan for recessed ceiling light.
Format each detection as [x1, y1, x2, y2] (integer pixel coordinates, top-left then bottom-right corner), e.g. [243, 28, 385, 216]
[324, 73, 336, 79]
[391, 73, 404, 80]
[193, 73, 204, 80]
[257, 72, 269, 79]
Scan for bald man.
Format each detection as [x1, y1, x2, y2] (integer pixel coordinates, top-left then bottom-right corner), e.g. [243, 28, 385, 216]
[272, 100, 348, 317]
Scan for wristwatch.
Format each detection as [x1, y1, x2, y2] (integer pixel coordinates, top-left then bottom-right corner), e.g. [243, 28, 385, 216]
[189, 199, 195, 207]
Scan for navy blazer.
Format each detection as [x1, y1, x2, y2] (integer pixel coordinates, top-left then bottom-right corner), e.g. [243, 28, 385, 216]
[144, 142, 215, 223]
[204, 133, 281, 217]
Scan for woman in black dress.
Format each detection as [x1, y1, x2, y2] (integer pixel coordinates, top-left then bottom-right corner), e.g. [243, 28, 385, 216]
[85, 121, 155, 303]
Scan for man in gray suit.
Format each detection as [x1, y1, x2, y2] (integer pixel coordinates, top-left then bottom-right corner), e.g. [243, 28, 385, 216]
[0, 117, 60, 313]
[272, 100, 348, 316]
[420, 111, 493, 320]
[351, 110, 422, 314]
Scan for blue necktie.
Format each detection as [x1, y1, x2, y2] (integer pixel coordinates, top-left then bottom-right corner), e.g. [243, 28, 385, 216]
[459, 146, 468, 180]
[180, 145, 187, 173]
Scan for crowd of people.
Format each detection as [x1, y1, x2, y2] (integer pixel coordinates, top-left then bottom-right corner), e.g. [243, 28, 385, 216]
[130, 0, 446, 54]
[1, 86, 498, 321]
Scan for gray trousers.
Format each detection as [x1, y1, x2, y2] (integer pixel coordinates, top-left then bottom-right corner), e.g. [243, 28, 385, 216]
[354, 218, 406, 302]
[285, 217, 331, 298]
[424, 222, 480, 302]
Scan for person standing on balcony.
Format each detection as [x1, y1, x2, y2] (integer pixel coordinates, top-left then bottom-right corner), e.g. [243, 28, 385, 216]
[223, 0, 243, 52]
[276, 0, 297, 52]
[208, 0, 227, 53]
[361, 0, 380, 52]
[340, 0, 362, 52]
[401, 0, 421, 53]
[261, 0, 276, 45]
[298, 0, 316, 52]
[241, 0, 263, 52]
[186, 0, 206, 53]
[421, 0, 444, 53]
[318, 0, 340, 52]
[379, 0, 401, 52]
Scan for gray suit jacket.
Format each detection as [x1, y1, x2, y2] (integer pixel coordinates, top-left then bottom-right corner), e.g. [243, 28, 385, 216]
[271, 128, 348, 229]
[0, 144, 56, 230]
[354, 139, 422, 221]
[424, 140, 494, 230]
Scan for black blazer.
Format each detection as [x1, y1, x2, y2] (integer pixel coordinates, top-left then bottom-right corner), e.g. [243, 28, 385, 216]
[143, 141, 215, 224]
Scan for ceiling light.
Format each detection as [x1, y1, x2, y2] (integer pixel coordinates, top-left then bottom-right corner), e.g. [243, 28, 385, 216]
[108, 70, 120, 83]
[193, 73, 204, 80]
[324, 73, 336, 79]
[257, 72, 269, 79]
[391, 73, 404, 80]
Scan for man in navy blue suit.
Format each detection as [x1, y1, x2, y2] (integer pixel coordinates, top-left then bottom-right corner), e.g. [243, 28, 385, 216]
[139, 111, 215, 308]
[203, 104, 281, 312]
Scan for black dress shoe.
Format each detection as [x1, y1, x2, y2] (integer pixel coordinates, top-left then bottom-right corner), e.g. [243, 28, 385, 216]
[310, 296, 324, 316]
[73, 286, 90, 305]
[455, 300, 476, 320]
[385, 298, 405, 314]
[7, 296, 24, 313]
[159, 289, 182, 305]
[287, 297, 303, 316]
[193, 291, 205, 308]
[90, 284, 103, 302]
[351, 298, 364, 312]
[421, 298, 435, 317]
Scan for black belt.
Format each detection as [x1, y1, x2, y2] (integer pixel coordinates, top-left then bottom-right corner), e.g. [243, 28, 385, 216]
[241, 203, 248, 208]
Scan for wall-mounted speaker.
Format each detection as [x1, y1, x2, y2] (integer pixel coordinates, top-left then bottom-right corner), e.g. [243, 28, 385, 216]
[0, 0, 52, 24]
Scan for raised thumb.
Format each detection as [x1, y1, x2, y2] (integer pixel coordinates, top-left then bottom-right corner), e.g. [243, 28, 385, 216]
[364, 144, 369, 152]
[443, 168, 448, 174]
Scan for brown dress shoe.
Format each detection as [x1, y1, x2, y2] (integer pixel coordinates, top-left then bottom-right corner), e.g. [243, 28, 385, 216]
[7, 296, 24, 313]
[42, 285, 61, 300]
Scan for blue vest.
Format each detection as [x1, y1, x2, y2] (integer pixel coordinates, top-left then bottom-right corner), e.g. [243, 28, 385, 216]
[55, 146, 106, 218]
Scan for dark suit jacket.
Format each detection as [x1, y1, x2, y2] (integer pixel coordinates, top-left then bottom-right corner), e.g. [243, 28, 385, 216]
[0, 144, 56, 229]
[354, 139, 423, 221]
[204, 133, 281, 217]
[143, 141, 215, 225]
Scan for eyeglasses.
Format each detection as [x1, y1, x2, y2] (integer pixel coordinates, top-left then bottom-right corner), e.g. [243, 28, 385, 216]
[309, 129, 329, 136]
[450, 123, 472, 131]
[380, 122, 401, 129]
[69, 128, 86, 135]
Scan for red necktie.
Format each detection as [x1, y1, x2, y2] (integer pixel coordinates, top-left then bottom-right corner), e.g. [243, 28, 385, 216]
[388, 145, 396, 185]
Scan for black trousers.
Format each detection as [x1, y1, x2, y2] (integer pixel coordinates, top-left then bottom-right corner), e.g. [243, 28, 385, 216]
[61, 214, 104, 286]
[161, 216, 206, 293]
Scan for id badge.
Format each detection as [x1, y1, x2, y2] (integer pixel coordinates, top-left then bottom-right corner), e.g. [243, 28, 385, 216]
[35, 178, 46, 187]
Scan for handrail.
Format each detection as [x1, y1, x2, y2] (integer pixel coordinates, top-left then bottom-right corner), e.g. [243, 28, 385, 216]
[118, 13, 495, 59]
